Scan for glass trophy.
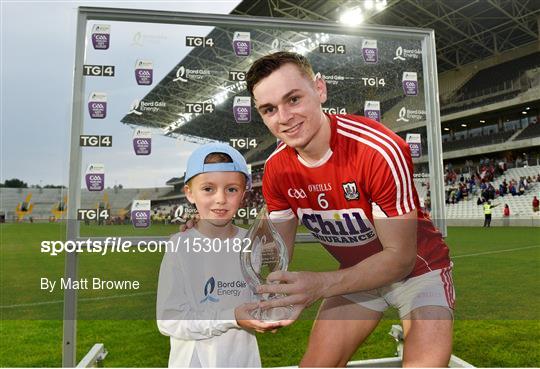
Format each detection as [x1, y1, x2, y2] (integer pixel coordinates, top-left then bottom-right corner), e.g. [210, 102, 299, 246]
[240, 205, 293, 322]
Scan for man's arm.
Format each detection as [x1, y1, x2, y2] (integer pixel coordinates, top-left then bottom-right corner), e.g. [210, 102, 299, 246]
[271, 216, 298, 260]
[259, 210, 417, 309]
[317, 209, 417, 297]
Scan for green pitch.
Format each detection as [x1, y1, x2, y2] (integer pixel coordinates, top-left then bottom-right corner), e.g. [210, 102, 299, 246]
[1, 223, 539, 367]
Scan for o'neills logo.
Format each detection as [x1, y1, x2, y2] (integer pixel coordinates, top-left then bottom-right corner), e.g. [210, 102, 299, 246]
[297, 208, 377, 247]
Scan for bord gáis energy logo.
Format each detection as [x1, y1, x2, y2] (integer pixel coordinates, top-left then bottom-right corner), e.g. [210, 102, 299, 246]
[200, 277, 219, 303]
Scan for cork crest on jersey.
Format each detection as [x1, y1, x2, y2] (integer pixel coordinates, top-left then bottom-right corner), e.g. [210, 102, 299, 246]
[342, 181, 360, 201]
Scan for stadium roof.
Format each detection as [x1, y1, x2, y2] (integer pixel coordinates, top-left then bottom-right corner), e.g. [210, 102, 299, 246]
[120, 0, 539, 161]
[233, 0, 540, 72]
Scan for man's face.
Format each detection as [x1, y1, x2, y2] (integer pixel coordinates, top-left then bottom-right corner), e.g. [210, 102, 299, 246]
[252, 63, 327, 150]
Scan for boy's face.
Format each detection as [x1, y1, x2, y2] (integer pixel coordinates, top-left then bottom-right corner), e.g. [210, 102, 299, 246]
[184, 171, 245, 227]
[252, 63, 328, 151]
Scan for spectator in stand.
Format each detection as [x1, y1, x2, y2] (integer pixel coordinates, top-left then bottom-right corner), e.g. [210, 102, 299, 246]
[497, 161, 505, 176]
[487, 184, 496, 200]
[503, 204, 510, 227]
[498, 183, 505, 197]
[518, 180, 525, 196]
[462, 183, 468, 200]
[424, 191, 431, 214]
[477, 196, 485, 206]
[533, 196, 540, 213]
[509, 182, 517, 196]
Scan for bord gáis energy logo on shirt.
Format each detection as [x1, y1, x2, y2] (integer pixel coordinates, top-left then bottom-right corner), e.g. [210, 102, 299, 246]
[200, 277, 219, 303]
[200, 276, 248, 303]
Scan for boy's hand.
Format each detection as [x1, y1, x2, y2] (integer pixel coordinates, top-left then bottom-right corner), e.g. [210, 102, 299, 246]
[234, 303, 282, 333]
[178, 213, 199, 232]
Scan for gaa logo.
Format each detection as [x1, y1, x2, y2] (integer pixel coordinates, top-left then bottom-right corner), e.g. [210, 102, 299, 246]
[134, 211, 148, 219]
[288, 188, 307, 199]
[366, 110, 379, 120]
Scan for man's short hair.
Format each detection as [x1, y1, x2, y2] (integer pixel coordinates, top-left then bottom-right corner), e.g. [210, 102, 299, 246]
[246, 51, 315, 97]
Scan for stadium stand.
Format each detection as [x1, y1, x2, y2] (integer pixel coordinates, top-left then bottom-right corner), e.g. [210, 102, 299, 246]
[0, 187, 171, 221]
[455, 52, 540, 102]
[442, 129, 517, 152]
[515, 120, 540, 141]
[440, 90, 522, 116]
[442, 165, 540, 223]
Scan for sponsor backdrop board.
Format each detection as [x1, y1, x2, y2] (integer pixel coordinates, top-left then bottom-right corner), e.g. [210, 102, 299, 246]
[77, 13, 439, 237]
[65, 7, 444, 366]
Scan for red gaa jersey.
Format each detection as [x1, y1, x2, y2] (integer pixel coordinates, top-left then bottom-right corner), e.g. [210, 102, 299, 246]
[263, 114, 450, 278]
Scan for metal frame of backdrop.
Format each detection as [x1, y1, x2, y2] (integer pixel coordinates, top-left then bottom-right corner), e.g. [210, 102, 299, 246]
[66, 6, 445, 367]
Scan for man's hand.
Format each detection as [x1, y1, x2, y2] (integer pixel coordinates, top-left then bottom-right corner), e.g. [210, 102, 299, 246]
[234, 303, 282, 333]
[257, 271, 326, 310]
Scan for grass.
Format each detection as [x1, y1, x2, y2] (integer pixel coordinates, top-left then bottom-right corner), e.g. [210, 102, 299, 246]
[1, 223, 539, 367]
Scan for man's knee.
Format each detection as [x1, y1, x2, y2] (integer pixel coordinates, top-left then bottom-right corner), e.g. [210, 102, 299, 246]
[300, 351, 348, 368]
[402, 307, 453, 367]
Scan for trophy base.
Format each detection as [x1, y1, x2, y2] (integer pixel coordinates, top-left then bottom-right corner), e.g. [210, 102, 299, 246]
[252, 305, 293, 323]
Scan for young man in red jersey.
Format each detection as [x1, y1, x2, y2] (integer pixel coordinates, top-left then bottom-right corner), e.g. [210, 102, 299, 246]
[246, 52, 454, 367]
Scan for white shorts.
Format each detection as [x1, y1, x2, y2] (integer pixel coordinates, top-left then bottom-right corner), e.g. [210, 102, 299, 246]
[343, 264, 455, 319]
